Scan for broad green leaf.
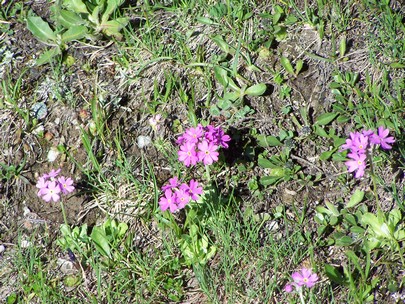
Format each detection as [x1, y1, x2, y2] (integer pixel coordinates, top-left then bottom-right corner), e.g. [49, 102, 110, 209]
[63, 0, 88, 14]
[320, 149, 335, 161]
[27, 16, 57, 43]
[335, 235, 353, 246]
[339, 36, 346, 57]
[295, 59, 304, 75]
[61, 25, 88, 42]
[91, 228, 111, 258]
[211, 35, 231, 54]
[314, 125, 329, 138]
[258, 157, 274, 169]
[214, 66, 229, 87]
[390, 62, 405, 68]
[58, 10, 87, 27]
[346, 189, 364, 208]
[245, 83, 267, 96]
[315, 112, 338, 126]
[260, 175, 282, 186]
[256, 134, 282, 147]
[222, 91, 240, 102]
[325, 264, 347, 285]
[280, 56, 294, 75]
[35, 48, 61, 65]
[196, 16, 218, 25]
[325, 201, 340, 216]
[102, 0, 125, 24]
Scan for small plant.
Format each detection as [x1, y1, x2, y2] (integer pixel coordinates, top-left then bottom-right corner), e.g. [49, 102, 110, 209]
[284, 268, 319, 304]
[340, 127, 395, 178]
[36, 168, 75, 202]
[26, 0, 128, 65]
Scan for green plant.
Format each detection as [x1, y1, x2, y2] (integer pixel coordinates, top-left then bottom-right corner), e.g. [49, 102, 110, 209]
[26, 0, 128, 65]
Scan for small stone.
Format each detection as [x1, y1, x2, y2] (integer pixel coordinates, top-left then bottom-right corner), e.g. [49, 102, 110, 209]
[137, 135, 151, 149]
[47, 147, 59, 162]
[0, 244, 5, 254]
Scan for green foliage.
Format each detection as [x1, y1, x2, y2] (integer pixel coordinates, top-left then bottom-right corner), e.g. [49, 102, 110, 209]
[26, 0, 128, 65]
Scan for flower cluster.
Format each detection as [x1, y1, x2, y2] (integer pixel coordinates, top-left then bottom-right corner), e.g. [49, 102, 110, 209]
[159, 177, 203, 212]
[341, 126, 395, 178]
[36, 168, 75, 202]
[176, 124, 231, 166]
[284, 268, 319, 293]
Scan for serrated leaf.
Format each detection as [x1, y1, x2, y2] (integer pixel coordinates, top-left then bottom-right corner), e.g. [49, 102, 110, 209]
[58, 10, 86, 27]
[61, 25, 88, 42]
[280, 56, 294, 75]
[346, 189, 364, 208]
[27, 16, 57, 43]
[245, 83, 266, 96]
[315, 112, 338, 126]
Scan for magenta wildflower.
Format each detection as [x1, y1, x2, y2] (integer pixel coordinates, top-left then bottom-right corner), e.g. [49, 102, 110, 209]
[345, 153, 367, 178]
[36, 177, 48, 197]
[183, 126, 204, 144]
[284, 284, 294, 293]
[58, 176, 75, 194]
[178, 142, 199, 167]
[370, 126, 395, 150]
[162, 176, 180, 191]
[291, 268, 319, 288]
[43, 168, 61, 179]
[180, 179, 203, 200]
[41, 181, 61, 202]
[175, 188, 191, 209]
[159, 189, 178, 212]
[197, 140, 219, 165]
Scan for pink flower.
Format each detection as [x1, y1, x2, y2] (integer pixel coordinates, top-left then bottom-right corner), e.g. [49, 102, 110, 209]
[36, 177, 48, 197]
[149, 114, 162, 131]
[178, 142, 199, 167]
[291, 268, 319, 288]
[159, 189, 178, 213]
[183, 126, 204, 144]
[174, 188, 191, 209]
[370, 126, 395, 150]
[41, 181, 61, 202]
[284, 284, 294, 293]
[345, 153, 367, 178]
[197, 140, 219, 165]
[58, 176, 75, 194]
[43, 168, 61, 179]
[162, 177, 180, 191]
[180, 179, 203, 200]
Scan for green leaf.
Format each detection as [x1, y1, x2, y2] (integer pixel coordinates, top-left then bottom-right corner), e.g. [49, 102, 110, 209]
[196, 16, 218, 25]
[339, 36, 346, 57]
[245, 83, 267, 96]
[280, 56, 294, 75]
[320, 149, 335, 161]
[61, 25, 88, 42]
[335, 235, 353, 246]
[295, 59, 304, 75]
[27, 16, 57, 43]
[258, 157, 274, 169]
[211, 35, 231, 54]
[102, 18, 128, 38]
[389, 62, 405, 68]
[325, 201, 340, 216]
[315, 112, 338, 126]
[325, 264, 347, 285]
[102, 0, 125, 24]
[260, 175, 281, 186]
[63, 0, 89, 14]
[257, 135, 282, 147]
[346, 189, 364, 208]
[35, 48, 61, 66]
[91, 228, 111, 258]
[58, 10, 87, 27]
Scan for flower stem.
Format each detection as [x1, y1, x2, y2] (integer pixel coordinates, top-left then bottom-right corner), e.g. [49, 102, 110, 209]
[298, 288, 306, 304]
[60, 199, 68, 226]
